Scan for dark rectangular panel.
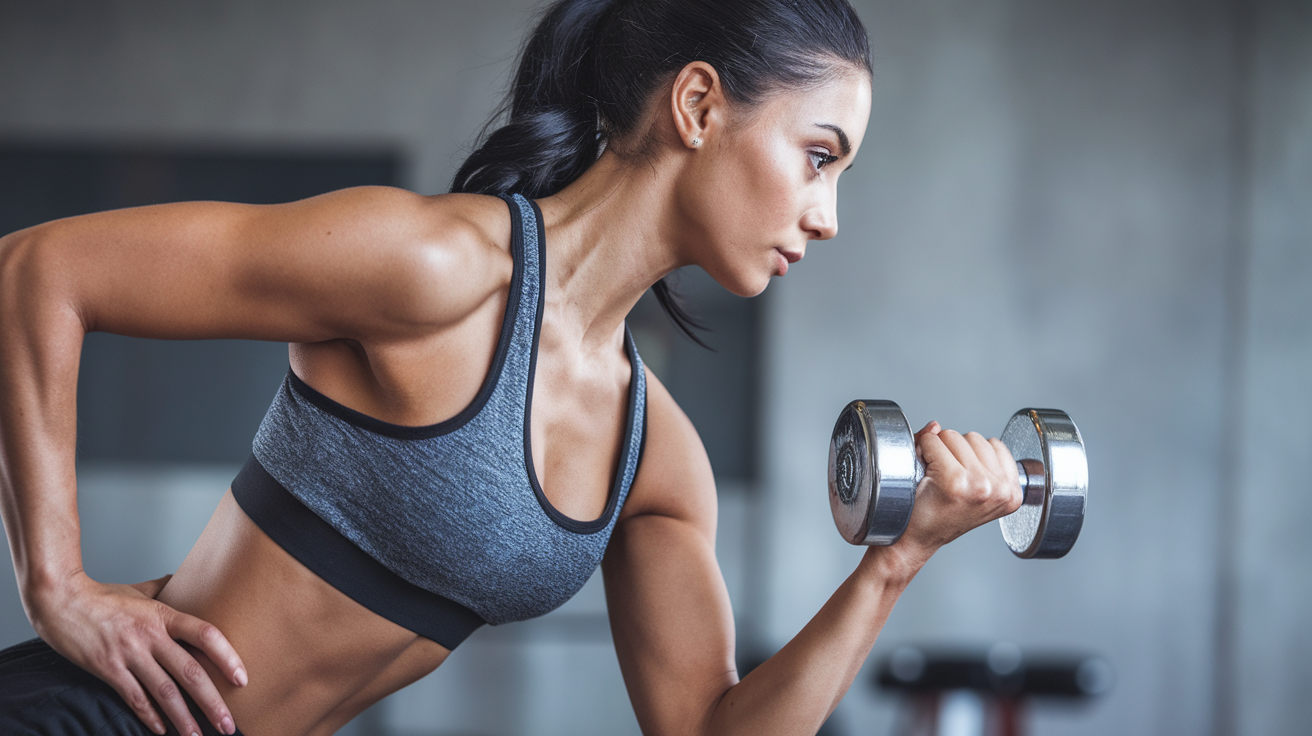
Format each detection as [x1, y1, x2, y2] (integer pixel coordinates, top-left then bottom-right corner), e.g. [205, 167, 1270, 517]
[628, 269, 761, 484]
[0, 142, 400, 463]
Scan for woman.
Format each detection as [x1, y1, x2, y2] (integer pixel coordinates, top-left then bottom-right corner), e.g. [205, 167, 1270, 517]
[0, 1, 1023, 734]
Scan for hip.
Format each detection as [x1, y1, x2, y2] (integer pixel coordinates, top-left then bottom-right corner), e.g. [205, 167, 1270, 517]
[0, 637, 239, 736]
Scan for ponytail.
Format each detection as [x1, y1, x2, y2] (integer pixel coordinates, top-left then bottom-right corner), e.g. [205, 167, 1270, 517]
[451, 0, 610, 200]
[452, 0, 871, 346]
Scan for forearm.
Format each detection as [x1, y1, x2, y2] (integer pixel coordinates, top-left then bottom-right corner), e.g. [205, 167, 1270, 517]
[705, 544, 932, 736]
[0, 226, 88, 614]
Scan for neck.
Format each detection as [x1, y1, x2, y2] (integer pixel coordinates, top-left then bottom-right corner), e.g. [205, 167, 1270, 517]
[534, 149, 688, 352]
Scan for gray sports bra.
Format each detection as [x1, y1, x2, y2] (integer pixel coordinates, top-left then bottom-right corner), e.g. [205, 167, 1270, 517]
[230, 194, 647, 649]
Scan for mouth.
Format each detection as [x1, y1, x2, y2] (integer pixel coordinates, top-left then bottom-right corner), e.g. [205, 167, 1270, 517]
[776, 248, 804, 264]
[774, 247, 804, 276]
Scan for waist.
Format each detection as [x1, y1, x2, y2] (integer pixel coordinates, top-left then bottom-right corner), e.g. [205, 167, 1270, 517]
[231, 454, 488, 646]
[157, 491, 450, 736]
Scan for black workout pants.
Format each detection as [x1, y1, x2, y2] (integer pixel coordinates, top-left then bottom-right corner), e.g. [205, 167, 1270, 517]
[0, 637, 242, 736]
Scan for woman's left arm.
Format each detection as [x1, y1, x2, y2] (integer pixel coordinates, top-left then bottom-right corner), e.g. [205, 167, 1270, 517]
[603, 371, 1021, 736]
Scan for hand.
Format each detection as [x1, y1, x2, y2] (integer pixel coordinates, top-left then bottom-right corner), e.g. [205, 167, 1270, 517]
[891, 421, 1024, 564]
[29, 571, 247, 736]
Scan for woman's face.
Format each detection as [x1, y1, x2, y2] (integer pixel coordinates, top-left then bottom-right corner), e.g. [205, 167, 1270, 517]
[677, 69, 872, 297]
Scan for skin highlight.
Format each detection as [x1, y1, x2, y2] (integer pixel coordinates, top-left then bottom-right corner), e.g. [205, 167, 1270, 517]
[0, 59, 1023, 736]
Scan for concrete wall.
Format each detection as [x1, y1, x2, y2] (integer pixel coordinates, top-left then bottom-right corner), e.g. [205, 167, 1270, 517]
[1, 1, 1310, 735]
[763, 1, 1240, 734]
[0, 0, 539, 195]
[1235, 1, 1312, 733]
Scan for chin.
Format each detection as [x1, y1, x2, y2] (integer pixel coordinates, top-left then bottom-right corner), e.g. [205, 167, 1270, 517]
[697, 250, 780, 298]
[724, 270, 774, 298]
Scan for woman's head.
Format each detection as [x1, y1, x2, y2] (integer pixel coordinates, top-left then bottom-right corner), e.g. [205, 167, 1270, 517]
[452, 0, 873, 331]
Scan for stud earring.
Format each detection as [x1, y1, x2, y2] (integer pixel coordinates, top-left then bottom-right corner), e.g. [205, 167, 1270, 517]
[691, 137, 702, 148]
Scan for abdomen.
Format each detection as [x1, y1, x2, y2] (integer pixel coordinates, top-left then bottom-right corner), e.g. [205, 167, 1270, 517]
[157, 491, 450, 736]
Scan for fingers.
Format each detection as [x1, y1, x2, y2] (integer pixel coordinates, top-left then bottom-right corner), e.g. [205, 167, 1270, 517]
[963, 431, 1001, 475]
[153, 638, 236, 736]
[128, 609, 242, 736]
[127, 656, 202, 736]
[920, 427, 1017, 511]
[105, 667, 167, 736]
[167, 610, 248, 688]
[41, 579, 243, 736]
[936, 430, 983, 474]
[990, 438, 1024, 512]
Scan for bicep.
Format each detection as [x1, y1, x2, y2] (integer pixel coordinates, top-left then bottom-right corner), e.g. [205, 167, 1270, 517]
[603, 514, 738, 736]
[10, 187, 487, 344]
[602, 371, 737, 735]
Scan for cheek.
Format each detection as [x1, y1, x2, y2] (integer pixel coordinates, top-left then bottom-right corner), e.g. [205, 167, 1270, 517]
[713, 137, 801, 241]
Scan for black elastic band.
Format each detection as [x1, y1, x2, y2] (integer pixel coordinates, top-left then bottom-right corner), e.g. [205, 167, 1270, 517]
[231, 455, 486, 649]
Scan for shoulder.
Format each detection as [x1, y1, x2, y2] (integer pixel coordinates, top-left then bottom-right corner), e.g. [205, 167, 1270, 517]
[622, 366, 717, 539]
[287, 187, 517, 336]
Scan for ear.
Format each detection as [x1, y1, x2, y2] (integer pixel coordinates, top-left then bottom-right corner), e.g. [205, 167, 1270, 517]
[669, 62, 726, 150]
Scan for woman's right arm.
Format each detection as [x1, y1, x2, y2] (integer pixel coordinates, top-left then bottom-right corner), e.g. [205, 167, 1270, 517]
[0, 187, 499, 736]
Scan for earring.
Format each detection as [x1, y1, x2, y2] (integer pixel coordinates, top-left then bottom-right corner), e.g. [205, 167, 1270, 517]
[691, 137, 702, 148]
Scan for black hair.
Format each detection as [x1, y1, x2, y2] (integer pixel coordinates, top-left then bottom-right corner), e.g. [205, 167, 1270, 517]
[451, 0, 872, 345]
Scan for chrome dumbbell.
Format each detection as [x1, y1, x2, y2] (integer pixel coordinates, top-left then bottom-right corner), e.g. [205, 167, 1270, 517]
[827, 401, 1088, 558]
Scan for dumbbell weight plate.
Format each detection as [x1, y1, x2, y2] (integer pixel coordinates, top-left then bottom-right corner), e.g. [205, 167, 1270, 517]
[999, 409, 1088, 559]
[828, 400, 919, 545]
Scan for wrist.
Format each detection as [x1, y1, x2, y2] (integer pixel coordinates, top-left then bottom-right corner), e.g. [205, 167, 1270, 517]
[857, 541, 934, 590]
[22, 563, 89, 616]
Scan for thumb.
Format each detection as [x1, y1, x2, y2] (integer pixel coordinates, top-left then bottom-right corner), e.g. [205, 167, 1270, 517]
[129, 574, 173, 599]
[914, 421, 941, 462]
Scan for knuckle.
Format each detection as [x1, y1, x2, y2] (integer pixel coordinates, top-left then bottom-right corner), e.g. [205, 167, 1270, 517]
[197, 622, 221, 644]
[1008, 488, 1024, 513]
[125, 615, 158, 640]
[127, 690, 153, 711]
[945, 473, 971, 498]
[151, 600, 176, 625]
[180, 658, 207, 686]
[155, 679, 179, 701]
[91, 650, 121, 674]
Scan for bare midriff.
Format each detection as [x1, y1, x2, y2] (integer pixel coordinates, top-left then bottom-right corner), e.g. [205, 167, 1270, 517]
[157, 491, 452, 736]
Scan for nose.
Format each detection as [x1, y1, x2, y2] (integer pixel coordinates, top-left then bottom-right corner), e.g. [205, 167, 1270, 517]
[802, 198, 839, 241]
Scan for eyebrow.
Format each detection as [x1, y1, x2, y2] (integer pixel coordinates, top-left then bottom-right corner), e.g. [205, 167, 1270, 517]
[815, 123, 851, 158]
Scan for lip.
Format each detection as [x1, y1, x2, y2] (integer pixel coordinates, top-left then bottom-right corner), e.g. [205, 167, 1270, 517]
[773, 248, 803, 277]
[776, 248, 804, 264]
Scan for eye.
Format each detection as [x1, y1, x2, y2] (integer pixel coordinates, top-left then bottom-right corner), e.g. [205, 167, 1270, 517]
[808, 149, 841, 172]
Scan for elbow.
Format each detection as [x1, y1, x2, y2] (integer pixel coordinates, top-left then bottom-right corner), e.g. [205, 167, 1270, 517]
[0, 228, 32, 313]
[0, 225, 79, 333]
[0, 227, 38, 309]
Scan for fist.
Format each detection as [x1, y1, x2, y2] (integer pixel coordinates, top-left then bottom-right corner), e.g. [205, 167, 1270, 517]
[898, 421, 1024, 555]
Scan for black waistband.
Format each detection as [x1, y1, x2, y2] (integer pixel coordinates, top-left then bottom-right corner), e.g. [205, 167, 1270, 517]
[230, 455, 486, 649]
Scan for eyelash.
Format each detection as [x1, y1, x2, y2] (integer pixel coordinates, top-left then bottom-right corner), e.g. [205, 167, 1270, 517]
[809, 150, 840, 171]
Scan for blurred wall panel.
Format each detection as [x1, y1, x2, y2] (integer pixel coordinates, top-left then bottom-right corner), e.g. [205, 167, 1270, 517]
[1236, 1, 1312, 733]
[0, 0, 539, 195]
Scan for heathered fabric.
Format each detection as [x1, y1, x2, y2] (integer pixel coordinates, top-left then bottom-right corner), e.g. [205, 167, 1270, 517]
[250, 194, 645, 626]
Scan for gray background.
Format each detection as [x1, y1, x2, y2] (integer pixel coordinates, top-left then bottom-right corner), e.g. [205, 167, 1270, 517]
[1, 1, 1310, 735]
